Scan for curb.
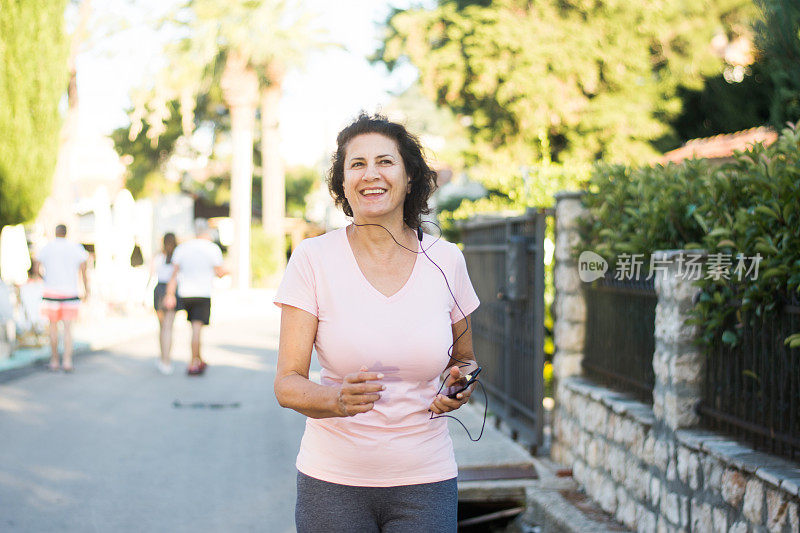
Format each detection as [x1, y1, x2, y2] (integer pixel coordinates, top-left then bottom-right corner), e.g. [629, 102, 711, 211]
[0, 315, 158, 378]
[0, 288, 276, 378]
[450, 406, 630, 533]
[0, 341, 92, 374]
[508, 457, 630, 533]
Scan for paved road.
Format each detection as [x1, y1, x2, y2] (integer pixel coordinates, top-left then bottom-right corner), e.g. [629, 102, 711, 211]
[0, 296, 306, 533]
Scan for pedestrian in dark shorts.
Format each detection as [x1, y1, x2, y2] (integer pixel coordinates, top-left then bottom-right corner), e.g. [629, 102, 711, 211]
[179, 297, 211, 325]
[163, 219, 227, 375]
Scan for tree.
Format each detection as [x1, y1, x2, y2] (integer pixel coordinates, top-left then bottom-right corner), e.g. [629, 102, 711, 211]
[251, 7, 327, 275]
[110, 100, 185, 199]
[755, 0, 800, 126]
[282, 165, 319, 218]
[383, 83, 470, 171]
[132, 0, 325, 288]
[259, 63, 286, 273]
[45, 0, 93, 231]
[671, 66, 773, 141]
[0, 0, 69, 228]
[220, 48, 259, 288]
[377, 0, 756, 181]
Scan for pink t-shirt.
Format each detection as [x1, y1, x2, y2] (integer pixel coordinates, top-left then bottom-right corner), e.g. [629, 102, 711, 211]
[274, 227, 480, 487]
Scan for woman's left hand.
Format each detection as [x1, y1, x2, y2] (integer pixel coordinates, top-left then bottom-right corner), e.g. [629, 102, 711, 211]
[429, 365, 476, 414]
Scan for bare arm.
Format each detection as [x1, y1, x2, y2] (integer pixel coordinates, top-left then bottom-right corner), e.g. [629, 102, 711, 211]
[429, 315, 479, 414]
[214, 265, 228, 277]
[80, 261, 90, 299]
[274, 305, 384, 419]
[163, 264, 179, 309]
[448, 315, 477, 370]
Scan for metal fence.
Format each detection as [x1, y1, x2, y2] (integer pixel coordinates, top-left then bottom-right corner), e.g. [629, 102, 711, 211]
[460, 209, 549, 451]
[698, 296, 800, 461]
[582, 274, 657, 403]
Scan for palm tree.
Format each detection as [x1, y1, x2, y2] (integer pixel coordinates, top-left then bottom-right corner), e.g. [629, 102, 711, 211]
[221, 50, 258, 289]
[46, 0, 93, 233]
[248, 5, 327, 274]
[260, 63, 286, 273]
[133, 0, 326, 288]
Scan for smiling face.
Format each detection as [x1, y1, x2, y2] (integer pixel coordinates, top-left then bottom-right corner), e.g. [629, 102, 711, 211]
[343, 133, 409, 224]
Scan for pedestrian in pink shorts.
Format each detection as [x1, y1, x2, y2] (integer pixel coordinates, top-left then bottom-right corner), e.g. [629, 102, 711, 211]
[36, 224, 89, 372]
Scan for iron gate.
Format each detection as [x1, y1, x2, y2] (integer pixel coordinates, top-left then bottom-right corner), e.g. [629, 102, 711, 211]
[460, 208, 548, 450]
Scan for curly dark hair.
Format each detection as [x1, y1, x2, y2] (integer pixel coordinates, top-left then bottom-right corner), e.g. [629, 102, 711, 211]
[327, 112, 438, 229]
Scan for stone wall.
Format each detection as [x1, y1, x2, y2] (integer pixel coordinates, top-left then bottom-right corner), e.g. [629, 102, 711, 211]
[551, 191, 586, 401]
[550, 192, 800, 533]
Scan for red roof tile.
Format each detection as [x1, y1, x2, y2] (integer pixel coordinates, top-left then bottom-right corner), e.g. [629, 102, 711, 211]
[659, 126, 777, 164]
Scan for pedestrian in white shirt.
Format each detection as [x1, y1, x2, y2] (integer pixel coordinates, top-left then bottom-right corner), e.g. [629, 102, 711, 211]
[163, 219, 227, 375]
[36, 224, 89, 372]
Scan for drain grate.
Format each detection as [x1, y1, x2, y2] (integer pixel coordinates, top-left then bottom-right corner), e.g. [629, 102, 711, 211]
[458, 506, 524, 528]
[458, 500, 526, 532]
[458, 463, 537, 482]
[172, 400, 241, 409]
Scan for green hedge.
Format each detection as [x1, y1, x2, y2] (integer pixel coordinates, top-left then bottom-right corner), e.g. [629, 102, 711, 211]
[692, 125, 800, 348]
[579, 159, 708, 262]
[0, 0, 69, 227]
[250, 224, 283, 288]
[578, 123, 800, 349]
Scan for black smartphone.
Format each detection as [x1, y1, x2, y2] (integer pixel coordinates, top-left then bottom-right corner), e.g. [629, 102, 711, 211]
[444, 366, 482, 399]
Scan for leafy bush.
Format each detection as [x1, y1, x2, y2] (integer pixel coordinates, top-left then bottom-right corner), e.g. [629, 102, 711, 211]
[284, 166, 318, 218]
[691, 123, 800, 348]
[435, 164, 586, 398]
[250, 224, 283, 287]
[0, 1, 68, 227]
[439, 162, 589, 242]
[578, 123, 800, 348]
[579, 159, 709, 265]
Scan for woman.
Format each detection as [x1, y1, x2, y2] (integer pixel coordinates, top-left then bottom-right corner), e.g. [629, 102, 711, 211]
[274, 113, 480, 532]
[151, 232, 178, 375]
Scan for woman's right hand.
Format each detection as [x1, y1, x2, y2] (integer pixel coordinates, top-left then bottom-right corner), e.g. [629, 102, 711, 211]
[163, 293, 177, 310]
[337, 366, 384, 417]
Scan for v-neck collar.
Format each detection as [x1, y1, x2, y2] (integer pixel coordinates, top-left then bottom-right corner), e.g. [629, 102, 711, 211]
[342, 226, 420, 302]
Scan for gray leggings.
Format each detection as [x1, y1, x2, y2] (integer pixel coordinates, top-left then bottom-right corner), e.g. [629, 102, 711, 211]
[295, 471, 458, 533]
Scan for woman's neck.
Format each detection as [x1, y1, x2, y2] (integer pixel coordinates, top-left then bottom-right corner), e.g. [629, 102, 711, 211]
[348, 217, 415, 256]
